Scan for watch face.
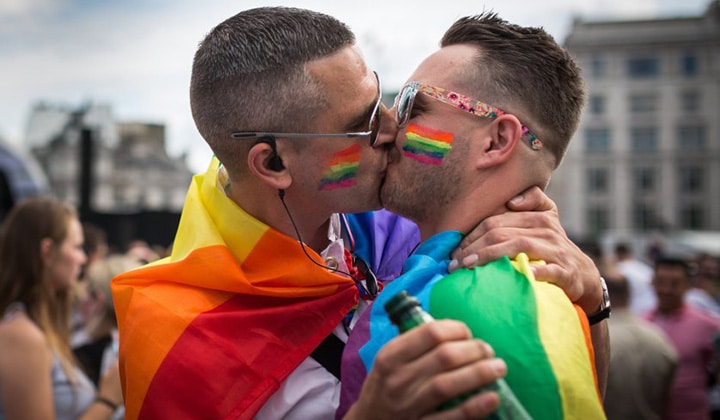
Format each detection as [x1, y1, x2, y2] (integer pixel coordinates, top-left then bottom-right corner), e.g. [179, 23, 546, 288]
[601, 277, 611, 309]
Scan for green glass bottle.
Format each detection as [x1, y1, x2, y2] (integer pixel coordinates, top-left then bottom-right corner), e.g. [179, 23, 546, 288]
[384, 290, 533, 420]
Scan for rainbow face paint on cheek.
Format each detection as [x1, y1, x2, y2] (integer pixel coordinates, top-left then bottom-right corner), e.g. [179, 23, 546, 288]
[402, 123, 453, 165]
[319, 144, 363, 190]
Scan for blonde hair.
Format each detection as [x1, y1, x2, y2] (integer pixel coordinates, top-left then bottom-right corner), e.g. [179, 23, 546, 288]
[83, 254, 143, 337]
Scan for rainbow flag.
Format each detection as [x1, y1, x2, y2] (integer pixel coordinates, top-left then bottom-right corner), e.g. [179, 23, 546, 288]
[111, 158, 359, 419]
[340, 231, 605, 419]
[402, 123, 453, 165]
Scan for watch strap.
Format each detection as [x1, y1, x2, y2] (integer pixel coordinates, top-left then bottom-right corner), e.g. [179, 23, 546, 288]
[587, 276, 611, 325]
[588, 306, 611, 325]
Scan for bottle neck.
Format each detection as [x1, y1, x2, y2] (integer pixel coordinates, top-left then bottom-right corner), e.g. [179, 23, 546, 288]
[395, 307, 435, 333]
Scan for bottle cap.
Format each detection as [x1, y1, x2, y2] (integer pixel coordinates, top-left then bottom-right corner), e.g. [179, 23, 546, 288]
[385, 290, 420, 322]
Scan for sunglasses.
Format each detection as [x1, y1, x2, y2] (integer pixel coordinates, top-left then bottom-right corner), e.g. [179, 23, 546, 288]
[232, 71, 382, 146]
[394, 82, 543, 151]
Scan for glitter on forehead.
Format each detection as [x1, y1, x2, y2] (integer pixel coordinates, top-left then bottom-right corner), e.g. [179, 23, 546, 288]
[406, 82, 543, 151]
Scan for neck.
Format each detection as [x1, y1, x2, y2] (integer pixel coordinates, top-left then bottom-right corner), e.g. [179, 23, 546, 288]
[657, 304, 684, 316]
[416, 157, 540, 241]
[229, 182, 332, 253]
[417, 200, 499, 241]
[416, 181, 513, 241]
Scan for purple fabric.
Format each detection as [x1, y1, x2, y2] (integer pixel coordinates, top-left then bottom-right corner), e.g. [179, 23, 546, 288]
[338, 210, 420, 417]
[346, 209, 420, 281]
[338, 311, 372, 418]
[645, 305, 720, 420]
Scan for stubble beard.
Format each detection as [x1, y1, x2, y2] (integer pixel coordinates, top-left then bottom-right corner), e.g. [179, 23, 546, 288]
[381, 161, 463, 227]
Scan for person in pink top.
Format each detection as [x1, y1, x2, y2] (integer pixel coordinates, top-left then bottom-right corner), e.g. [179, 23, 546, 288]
[645, 257, 720, 420]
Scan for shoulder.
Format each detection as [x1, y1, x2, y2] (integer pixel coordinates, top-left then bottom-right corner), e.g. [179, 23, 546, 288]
[0, 312, 50, 372]
[635, 318, 678, 353]
[689, 306, 720, 329]
[0, 311, 46, 348]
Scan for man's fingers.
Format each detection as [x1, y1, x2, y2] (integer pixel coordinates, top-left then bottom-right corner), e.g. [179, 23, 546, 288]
[455, 226, 545, 265]
[531, 263, 583, 303]
[505, 186, 557, 212]
[456, 211, 561, 255]
[416, 352, 506, 403]
[374, 320, 473, 374]
[411, 340, 505, 416]
[365, 321, 503, 418]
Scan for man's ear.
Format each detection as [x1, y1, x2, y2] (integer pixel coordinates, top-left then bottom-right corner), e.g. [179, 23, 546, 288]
[247, 142, 292, 190]
[478, 114, 523, 167]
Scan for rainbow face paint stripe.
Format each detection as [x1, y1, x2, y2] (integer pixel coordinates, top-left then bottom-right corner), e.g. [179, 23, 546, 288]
[402, 123, 453, 165]
[320, 144, 362, 190]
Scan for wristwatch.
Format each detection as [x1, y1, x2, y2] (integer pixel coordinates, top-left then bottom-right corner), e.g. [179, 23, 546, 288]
[587, 277, 611, 325]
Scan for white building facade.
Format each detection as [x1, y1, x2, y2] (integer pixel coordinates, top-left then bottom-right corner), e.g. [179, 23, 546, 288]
[550, 1, 720, 239]
[28, 103, 192, 213]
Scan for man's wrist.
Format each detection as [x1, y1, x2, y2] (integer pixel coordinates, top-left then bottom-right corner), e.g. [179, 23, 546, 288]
[587, 277, 611, 325]
[94, 396, 118, 411]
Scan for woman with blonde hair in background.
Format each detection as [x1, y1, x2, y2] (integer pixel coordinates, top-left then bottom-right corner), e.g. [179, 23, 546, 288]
[76, 255, 142, 385]
[0, 196, 123, 419]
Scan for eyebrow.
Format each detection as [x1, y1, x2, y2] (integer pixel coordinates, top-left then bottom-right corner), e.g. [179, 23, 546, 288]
[345, 86, 379, 131]
[345, 101, 377, 131]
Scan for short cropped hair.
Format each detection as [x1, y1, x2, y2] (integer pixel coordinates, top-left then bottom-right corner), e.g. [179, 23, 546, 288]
[441, 12, 585, 168]
[654, 257, 691, 278]
[190, 7, 355, 167]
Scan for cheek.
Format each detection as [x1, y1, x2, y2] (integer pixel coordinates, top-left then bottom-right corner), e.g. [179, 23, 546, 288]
[318, 144, 363, 191]
[74, 249, 87, 266]
[401, 123, 454, 166]
[59, 250, 85, 278]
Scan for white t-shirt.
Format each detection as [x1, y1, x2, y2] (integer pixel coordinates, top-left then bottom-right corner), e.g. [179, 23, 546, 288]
[617, 259, 656, 315]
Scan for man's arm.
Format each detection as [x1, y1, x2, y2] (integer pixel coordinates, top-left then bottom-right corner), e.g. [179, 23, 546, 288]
[345, 320, 506, 419]
[590, 320, 609, 399]
[450, 186, 609, 395]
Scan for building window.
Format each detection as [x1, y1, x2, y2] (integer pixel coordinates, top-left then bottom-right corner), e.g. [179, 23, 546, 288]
[627, 57, 659, 78]
[587, 167, 609, 193]
[587, 206, 609, 234]
[679, 166, 704, 193]
[589, 95, 605, 115]
[633, 203, 657, 231]
[590, 56, 605, 78]
[629, 93, 657, 113]
[680, 205, 704, 230]
[677, 125, 707, 151]
[630, 127, 658, 153]
[633, 167, 656, 193]
[585, 128, 611, 153]
[681, 90, 700, 112]
[682, 53, 698, 76]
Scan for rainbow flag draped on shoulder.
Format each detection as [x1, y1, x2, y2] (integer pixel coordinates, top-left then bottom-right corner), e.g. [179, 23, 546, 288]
[339, 231, 606, 419]
[111, 158, 359, 420]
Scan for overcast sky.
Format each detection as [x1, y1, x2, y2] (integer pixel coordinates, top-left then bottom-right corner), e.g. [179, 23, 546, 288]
[0, 0, 712, 172]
